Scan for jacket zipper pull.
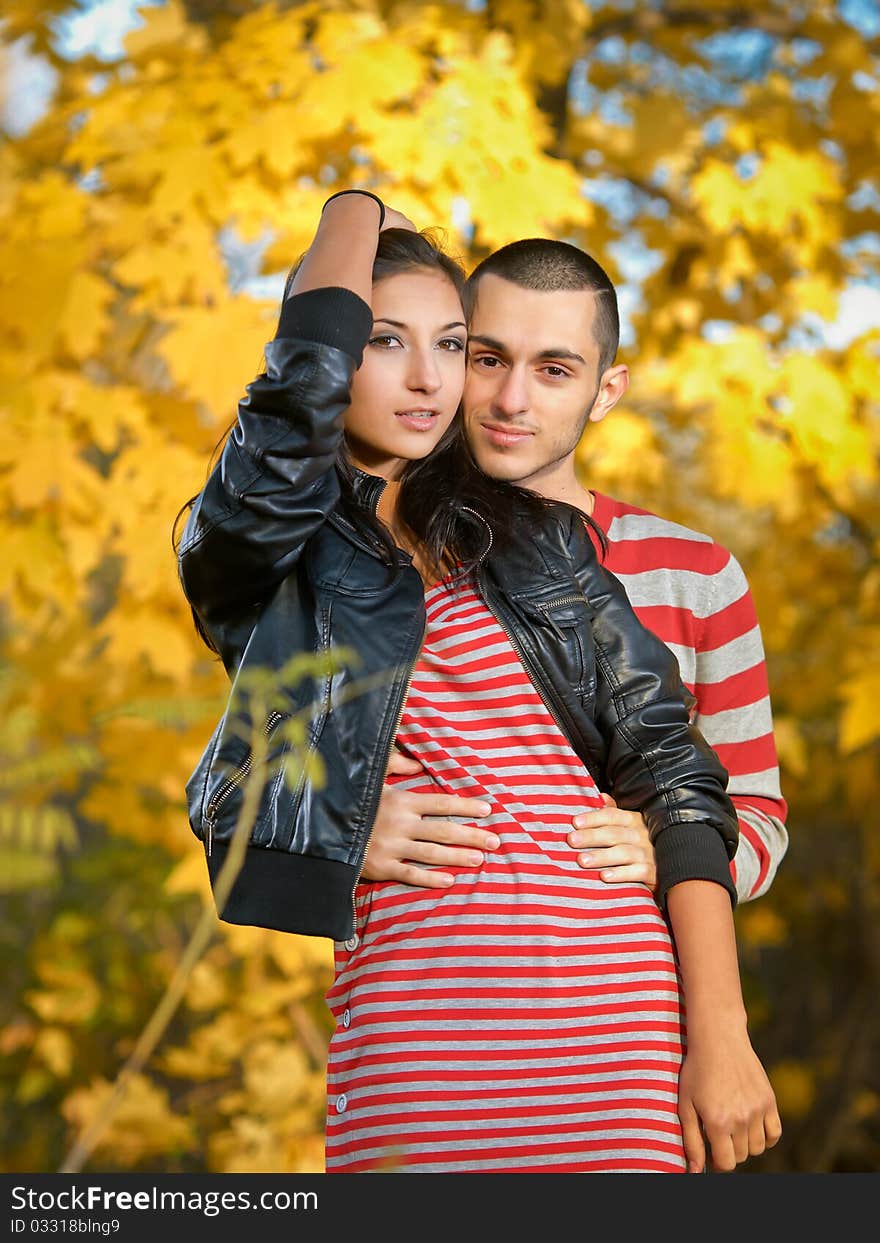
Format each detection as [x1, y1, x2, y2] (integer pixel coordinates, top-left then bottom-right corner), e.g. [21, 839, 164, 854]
[539, 609, 566, 644]
[204, 810, 215, 858]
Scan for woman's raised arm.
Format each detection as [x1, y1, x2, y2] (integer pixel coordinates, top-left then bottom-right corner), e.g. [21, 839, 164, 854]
[177, 193, 388, 640]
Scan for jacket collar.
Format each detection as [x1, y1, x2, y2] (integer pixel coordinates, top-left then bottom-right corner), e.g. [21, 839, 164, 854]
[348, 466, 387, 515]
[330, 465, 410, 561]
[343, 465, 493, 568]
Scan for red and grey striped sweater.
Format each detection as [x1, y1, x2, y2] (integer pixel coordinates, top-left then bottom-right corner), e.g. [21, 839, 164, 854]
[590, 492, 788, 903]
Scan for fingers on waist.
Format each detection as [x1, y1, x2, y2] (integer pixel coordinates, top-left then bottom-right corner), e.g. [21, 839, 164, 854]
[417, 794, 493, 818]
[571, 807, 641, 831]
[569, 825, 646, 849]
[414, 819, 500, 848]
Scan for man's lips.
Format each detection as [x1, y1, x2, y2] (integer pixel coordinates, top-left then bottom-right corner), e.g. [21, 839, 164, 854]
[480, 422, 536, 447]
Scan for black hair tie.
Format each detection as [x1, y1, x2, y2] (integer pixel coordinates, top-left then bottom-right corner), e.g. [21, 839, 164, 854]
[321, 189, 386, 229]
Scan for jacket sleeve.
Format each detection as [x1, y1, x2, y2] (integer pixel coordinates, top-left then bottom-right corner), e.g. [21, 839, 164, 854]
[178, 287, 373, 632]
[567, 513, 740, 911]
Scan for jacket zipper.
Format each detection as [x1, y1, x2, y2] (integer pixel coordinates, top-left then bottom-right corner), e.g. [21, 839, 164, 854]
[533, 593, 589, 642]
[535, 593, 586, 609]
[346, 500, 487, 934]
[345, 500, 498, 939]
[286, 650, 335, 826]
[204, 709, 285, 857]
[346, 517, 493, 936]
[460, 506, 493, 563]
[347, 620, 426, 936]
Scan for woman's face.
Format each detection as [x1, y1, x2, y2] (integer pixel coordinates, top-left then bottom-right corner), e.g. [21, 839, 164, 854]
[344, 268, 466, 480]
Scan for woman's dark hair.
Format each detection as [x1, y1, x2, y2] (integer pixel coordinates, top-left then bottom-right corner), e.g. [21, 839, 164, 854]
[173, 227, 604, 654]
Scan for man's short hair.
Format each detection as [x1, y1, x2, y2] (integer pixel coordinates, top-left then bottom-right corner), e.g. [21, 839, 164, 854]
[465, 239, 620, 374]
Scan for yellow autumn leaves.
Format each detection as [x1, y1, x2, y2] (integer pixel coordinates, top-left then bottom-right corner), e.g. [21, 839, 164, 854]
[1, 0, 878, 1173]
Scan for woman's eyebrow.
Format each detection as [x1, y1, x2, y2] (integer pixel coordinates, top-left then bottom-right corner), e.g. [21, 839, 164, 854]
[373, 318, 466, 330]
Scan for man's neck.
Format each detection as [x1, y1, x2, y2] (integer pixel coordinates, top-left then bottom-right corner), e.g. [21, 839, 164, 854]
[521, 470, 595, 516]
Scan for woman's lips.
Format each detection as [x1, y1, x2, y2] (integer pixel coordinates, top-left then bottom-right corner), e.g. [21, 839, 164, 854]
[395, 411, 441, 431]
[481, 423, 535, 448]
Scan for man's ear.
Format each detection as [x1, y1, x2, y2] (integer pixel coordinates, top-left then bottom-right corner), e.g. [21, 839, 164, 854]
[587, 363, 629, 425]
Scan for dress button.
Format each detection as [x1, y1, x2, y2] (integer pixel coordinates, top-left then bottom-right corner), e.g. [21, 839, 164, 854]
[342, 1008, 351, 1028]
[343, 934, 359, 951]
[336, 1093, 348, 1113]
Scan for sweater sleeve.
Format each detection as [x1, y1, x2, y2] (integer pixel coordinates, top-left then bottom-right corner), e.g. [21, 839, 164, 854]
[692, 551, 789, 902]
[564, 511, 740, 911]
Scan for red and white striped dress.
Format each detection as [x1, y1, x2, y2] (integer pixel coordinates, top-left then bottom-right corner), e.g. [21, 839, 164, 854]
[324, 572, 687, 1173]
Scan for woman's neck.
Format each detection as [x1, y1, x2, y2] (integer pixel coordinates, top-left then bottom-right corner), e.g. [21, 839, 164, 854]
[375, 478, 401, 530]
[375, 479, 450, 588]
[376, 479, 417, 560]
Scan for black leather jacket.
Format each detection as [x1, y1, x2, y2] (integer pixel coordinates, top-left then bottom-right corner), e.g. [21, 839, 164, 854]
[179, 288, 738, 941]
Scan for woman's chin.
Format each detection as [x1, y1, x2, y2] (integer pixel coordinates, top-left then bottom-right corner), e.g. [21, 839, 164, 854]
[345, 417, 455, 475]
[387, 417, 449, 462]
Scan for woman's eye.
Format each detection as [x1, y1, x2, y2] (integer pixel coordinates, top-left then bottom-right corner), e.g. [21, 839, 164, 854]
[369, 335, 401, 348]
[437, 338, 465, 352]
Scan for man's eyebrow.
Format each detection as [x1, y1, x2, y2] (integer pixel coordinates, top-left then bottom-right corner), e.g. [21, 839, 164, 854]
[468, 334, 586, 366]
[534, 347, 586, 365]
[373, 318, 466, 331]
[468, 334, 507, 351]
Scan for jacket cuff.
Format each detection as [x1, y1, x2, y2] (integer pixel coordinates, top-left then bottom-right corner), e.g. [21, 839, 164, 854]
[275, 286, 373, 365]
[206, 840, 358, 940]
[654, 822, 737, 913]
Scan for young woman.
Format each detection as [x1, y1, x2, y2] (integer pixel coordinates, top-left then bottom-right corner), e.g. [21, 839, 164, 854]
[177, 190, 780, 1174]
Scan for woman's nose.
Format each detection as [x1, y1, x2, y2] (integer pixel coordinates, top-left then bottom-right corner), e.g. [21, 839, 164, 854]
[407, 350, 442, 393]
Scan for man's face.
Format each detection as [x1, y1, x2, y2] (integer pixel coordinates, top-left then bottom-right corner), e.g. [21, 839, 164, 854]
[463, 273, 628, 494]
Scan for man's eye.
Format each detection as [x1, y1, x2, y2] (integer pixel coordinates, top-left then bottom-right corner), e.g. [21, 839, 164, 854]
[543, 366, 568, 378]
[472, 355, 500, 368]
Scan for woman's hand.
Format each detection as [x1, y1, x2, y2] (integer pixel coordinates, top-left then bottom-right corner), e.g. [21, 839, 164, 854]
[292, 191, 385, 300]
[381, 205, 418, 232]
[319, 193, 414, 233]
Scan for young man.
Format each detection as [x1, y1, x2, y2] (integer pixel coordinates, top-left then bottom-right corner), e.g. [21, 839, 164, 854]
[291, 214, 780, 1173]
[365, 238, 787, 906]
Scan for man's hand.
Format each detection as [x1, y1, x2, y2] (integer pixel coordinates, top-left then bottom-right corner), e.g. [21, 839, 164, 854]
[361, 749, 500, 887]
[677, 1027, 782, 1173]
[567, 793, 657, 890]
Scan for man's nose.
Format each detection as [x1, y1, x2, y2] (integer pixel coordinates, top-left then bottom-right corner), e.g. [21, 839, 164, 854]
[407, 349, 442, 393]
[492, 368, 529, 417]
